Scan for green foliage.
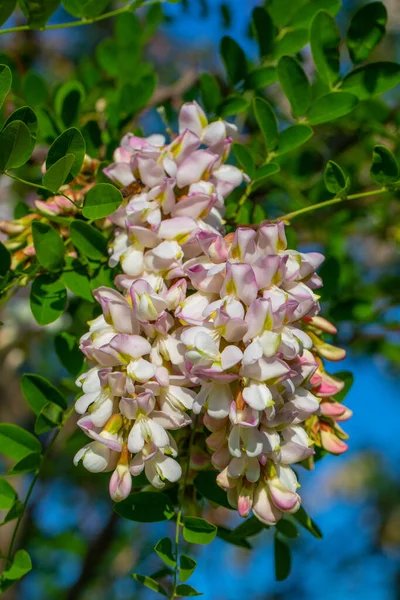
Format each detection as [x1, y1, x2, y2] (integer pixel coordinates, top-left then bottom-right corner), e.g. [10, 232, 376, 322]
[1, 549, 32, 583]
[194, 471, 233, 509]
[347, 2, 387, 64]
[114, 492, 175, 522]
[341, 62, 400, 100]
[0, 423, 41, 461]
[293, 506, 323, 539]
[253, 97, 278, 151]
[70, 221, 108, 260]
[0, 476, 18, 510]
[30, 274, 67, 325]
[310, 11, 341, 87]
[19, 0, 60, 27]
[183, 517, 217, 545]
[175, 584, 202, 597]
[32, 221, 65, 271]
[252, 6, 274, 58]
[21, 374, 68, 417]
[0, 120, 32, 171]
[154, 538, 176, 567]
[307, 92, 358, 125]
[199, 73, 221, 114]
[55, 81, 85, 128]
[43, 154, 75, 193]
[277, 56, 311, 117]
[0, 64, 12, 108]
[370, 145, 399, 185]
[0, 241, 11, 276]
[132, 574, 168, 597]
[0, 1, 17, 27]
[220, 36, 247, 85]
[324, 160, 349, 195]
[82, 183, 123, 219]
[179, 555, 197, 582]
[46, 127, 86, 183]
[54, 332, 84, 376]
[274, 536, 291, 581]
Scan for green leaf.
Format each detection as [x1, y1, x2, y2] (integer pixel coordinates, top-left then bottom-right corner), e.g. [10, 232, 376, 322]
[289, 0, 341, 29]
[276, 520, 299, 539]
[332, 371, 354, 402]
[274, 536, 291, 581]
[244, 66, 277, 90]
[230, 516, 265, 539]
[30, 274, 67, 325]
[3, 500, 24, 525]
[133, 574, 167, 597]
[2, 550, 32, 581]
[199, 73, 221, 114]
[0, 120, 32, 171]
[220, 36, 247, 85]
[194, 471, 233, 510]
[61, 258, 94, 302]
[0, 477, 17, 510]
[81, 0, 110, 18]
[154, 538, 176, 568]
[253, 97, 278, 151]
[6, 452, 41, 474]
[232, 143, 255, 178]
[252, 162, 280, 190]
[276, 125, 313, 156]
[370, 145, 399, 185]
[219, 95, 249, 118]
[0, 0, 17, 27]
[183, 517, 217, 545]
[55, 81, 85, 128]
[179, 555, 196, 582]
[34, 403, 63, 434]
[19, 0, 60, 27]
[324, 160, 349, 195]
[0, 64, 12, 109]
[70, 221, 107, 260]
[341, 62, 400, 100]
[81, 120, 102, 156]
[54, 332, 84, 377]
[82, 183, 123, 219]
[310, 11, 341, 87]
[23, 71, 48, 106]
[21, 373, 67, 416]
[267, 0, 307, 27]
[347, 2, 387, 64]
[292, 506, 322, 538]
[307, 92, 358, 125]
[252, 7, 274, 58]
[32, 221, 65, 272]
[43, 154, 75, 193]
[277, 56, 311, 117]
[46, 127, 86, 184]
[0, 424, 41, 461]
[114, 492, 174, 522]
[216, 526, 252, 549]
[175, 584, 202, 597]
[274, 29, 309, 60]
[4, 106, 38, 153]
[0, 241, 11, 276]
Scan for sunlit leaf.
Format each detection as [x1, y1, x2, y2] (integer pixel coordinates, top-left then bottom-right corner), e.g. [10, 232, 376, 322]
[179, 555, 196, 582]
[2, 549, 32, 581]
[154, 538, 176, 567]
[0, 476, 17, 510]
[32, 221, 65, 271]
[133, 574, 168, 597]
[82, 183, 123, 219]
[183, 517, 217, 545]
[0, 423, 41, 461]
[341, 62, 400, 100]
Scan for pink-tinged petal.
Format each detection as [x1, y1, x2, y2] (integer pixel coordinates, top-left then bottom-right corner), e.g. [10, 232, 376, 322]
[220, 345, 243, 370]
[176, 149, 218, 188]
[320, 400, 348, 418]
[227, 456, 246, 479]
[304, 315, 337, 334]
[242, 382, 273, 411]
[109, 464, 132, 502]
[134, 154, 165, 187]
[127, 358, 156, 383]
[253, 482, 282, 526]
[176, 291, 212, 325]
[178, 100, 208, 136]
[320, 424, 349, 454]
[129, 453, 145, 476]
[206, 383, 233, 419]
[147, 419, 170, 448]
[336, 407, 353, 422]
[172, 193, 215, 219]
[197, 231, 229, 263]
[279, 442, 314, 464]
[74, 442, 111, 473]
[267, 476, 300, 512]
[241, 357, 291, 383]
[103, 162, 134, 186]
[314, 340, 347, 362]
[168, 129, 200, 164]
[216, 467, 236, 490]
[242, 340, 263, 366]
[252, 255, 282, 289]
[221, 262, 258, 306]
[237, 481, 254, 518]
[109, 334, 151, 359]
[211, 165, 244, 197]
[229, 227, 257, 262]
[158, 216, 198, 241]
[202, 120, 227, 147]
[311, 371, 345, 397]
[127, 422, 145, 454]
[257, 221, 287, 253]
[243, 298, 272, 343]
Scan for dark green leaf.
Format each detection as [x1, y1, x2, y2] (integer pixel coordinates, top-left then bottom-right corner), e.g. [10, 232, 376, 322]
[267, 0, 307, 27]
[183, 517, 217, 545]
[82, 183, 123, 220]
[46, 127, 86, 183]
[23, 71, 48, 106]
[0, 423, 41, 461]
[62, 0, 85, 17]
[62, 258, 94, 302]
[6, 452, 41, 474]
[220, 36, 247, 85]
[81, 120, 102, 156]
[70, 221, 107, 261]
[5, 106, 38, 156]
[154, 538, 176, 568]
[216, 526, 252, 549]
[370, 145, 399, 184]
[319, 256, 340, 298]
[179, 555, 196, 582]
[341, 62, 400, 100]
[21, 373, 67, 416]
[175, 584, 202, 597]
[219, 95, 249, 118]
[230, 516, 265, 539]
[0, 64, 12, 109]
[199, 73, 221, 114]
[232, 143, 255, 178]
[55, 81, 85, 128]
[252, 6, 274, 58]
[54, 332, 84, 376]
[0, 0, 16, 27]
[332, 371, 354, 402]
[253, 97, 278, 151]
[307, 92, 358, 125]
[347, 2, 387, 64]
[3, 500, 24, 525]
[30, 274, 67, 325]
[276, 125, 313, 156]
[293, 506, 323, 538]
[194, 471, 233, 510]
[274, 29, 309, 59]
[0, 477, 17, 510]
[310, 11, 341, 87]
[289, 0, 341, 29]
[252, 162, 280, 190]
[32, 221, 65, 271]
[324, 160, 349, 195]
[81, 0, 109, 18]
[244, 66, 277, 90]
[274, 536, 291, 581]
[36, 107, 59, 143]
[43, 154, 75, 193]
[34, 402, 63, 434]
[133, 574, 167, 597]
[0, 120, 32, 171]
[114, 492, 174, 522]
[276, 520, 299, 538]
[2, 549, 32, 581]
[277, 56, 311, 117]
[0, 242, 11, 276]
[19, 0, 60, 27]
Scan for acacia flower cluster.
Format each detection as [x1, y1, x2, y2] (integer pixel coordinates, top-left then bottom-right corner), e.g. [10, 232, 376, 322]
[74, 101, 351, 525]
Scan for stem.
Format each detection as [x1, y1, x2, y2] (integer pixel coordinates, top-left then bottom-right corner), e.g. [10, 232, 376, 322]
[275, 187, 388, 223]
[0, 0, 162, 36]
[6, 407, 75, 563]
[170, 416, 198, 600]
[5, 171, 79, 208]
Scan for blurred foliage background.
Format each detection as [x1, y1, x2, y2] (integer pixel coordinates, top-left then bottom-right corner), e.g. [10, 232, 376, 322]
[0, 0, 399, 598]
